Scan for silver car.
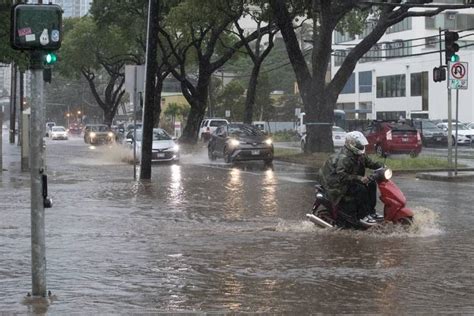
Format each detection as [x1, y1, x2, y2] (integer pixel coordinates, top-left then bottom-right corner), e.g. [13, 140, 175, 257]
[126, 128, 179, 162]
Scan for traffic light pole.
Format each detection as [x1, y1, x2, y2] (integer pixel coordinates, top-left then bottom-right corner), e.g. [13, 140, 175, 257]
[447, 86, 453, 174]
[29, 57, 47, 297]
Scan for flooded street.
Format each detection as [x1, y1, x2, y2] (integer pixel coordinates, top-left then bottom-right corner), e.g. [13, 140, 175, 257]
[1, 136, 474, 314]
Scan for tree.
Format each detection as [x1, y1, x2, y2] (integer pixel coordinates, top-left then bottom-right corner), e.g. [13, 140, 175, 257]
[59, 17, 135, 126]
[233, 6, 278, 124]
[216, 80, 245, 121]
[159, 0, 276, 144]
[269, 0, 470, 153]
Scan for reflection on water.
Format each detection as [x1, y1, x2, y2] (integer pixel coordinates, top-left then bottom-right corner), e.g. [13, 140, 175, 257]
[168, 164, 183, 207]
[261, 169, 277, 216]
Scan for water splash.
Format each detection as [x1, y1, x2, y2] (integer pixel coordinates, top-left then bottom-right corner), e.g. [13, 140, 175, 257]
[275, 206, 442, 238]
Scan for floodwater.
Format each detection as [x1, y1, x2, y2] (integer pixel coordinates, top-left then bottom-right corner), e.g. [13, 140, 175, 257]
[1, 136, 474, 314]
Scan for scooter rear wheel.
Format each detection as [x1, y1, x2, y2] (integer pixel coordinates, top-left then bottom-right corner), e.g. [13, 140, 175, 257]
[315, 209, 336, 226]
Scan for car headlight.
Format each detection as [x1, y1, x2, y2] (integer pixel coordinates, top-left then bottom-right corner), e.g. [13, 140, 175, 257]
[172, 145, 179, 152]
[90, 132, 96, 138]
[264, 138, 273, 145]
[108, 132, 114, 137]
[384, 169, 393, 180]
[229, 139, 240, 147]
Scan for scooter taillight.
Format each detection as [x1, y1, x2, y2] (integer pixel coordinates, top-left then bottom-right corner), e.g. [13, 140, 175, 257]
[386, 130, 392, 140]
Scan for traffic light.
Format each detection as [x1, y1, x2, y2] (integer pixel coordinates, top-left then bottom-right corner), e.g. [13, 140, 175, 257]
[433, 66, 446, 82]
[445, 30, 460, 64]
[44, 52, 57, 65]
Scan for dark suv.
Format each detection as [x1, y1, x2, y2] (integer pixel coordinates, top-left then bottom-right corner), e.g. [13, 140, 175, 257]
[83, 124, 115, 144]
[362, 121, 422, 157]
[412, 119, 448, 147]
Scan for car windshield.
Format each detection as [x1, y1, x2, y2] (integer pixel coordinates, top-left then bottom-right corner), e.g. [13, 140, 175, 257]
[210, 120, 228, 127]
[152, 129, 171, 140]
[228, 124, 264, 136]
[52, 127, 65, 132]
[91, 125, 109, 132]
[133, 129, 172, 141]
[332, 126, 345, 132]
[421, 121, 440, 129]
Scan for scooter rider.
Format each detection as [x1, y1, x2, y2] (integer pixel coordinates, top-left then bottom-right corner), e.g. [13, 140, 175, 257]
[318, 131, 384, 225]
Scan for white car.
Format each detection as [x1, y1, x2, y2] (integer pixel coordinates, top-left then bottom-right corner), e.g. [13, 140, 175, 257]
[301, 126, 347, 151]
[198, 118, 229, 141]
[436, 122, 474, 145]
[125, 128, 179, 162]
[465, 122, 474, 130]
[50, 126, 68, 140]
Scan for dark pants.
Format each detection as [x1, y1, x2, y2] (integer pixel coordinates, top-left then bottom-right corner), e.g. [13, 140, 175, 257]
[340, 181, 377, 220]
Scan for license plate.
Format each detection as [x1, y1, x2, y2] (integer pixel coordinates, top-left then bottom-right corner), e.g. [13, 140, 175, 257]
[402, 137, 408, 142]
[436, 137, 441, 141]
[157, 153, 165, 158]
[251, 150, 260, 155]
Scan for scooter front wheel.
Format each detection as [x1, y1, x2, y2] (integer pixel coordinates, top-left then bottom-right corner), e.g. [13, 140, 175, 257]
[397, 216, 413, 226]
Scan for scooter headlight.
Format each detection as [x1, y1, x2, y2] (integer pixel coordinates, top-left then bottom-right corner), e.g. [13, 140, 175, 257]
[108, 132, 114, 138]
[264, 138, 273, 145]
[384, 169, 393, 180]
[90, 132, 96, 138]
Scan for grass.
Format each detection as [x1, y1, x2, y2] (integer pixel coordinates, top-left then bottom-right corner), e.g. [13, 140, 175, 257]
[274, 147, 462, 171]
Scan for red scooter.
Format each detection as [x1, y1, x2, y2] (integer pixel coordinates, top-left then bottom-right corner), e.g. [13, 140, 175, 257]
[306, 168, 414, 229]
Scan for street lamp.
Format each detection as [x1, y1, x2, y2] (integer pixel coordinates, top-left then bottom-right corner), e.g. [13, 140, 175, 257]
[77, 110, 81, 123]
[66, 113, 70, 127]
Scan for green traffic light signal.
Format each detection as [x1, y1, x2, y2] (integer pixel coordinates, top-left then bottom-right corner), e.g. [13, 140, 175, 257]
[451, 54, 460, 62]
[44, 52, 57, 65]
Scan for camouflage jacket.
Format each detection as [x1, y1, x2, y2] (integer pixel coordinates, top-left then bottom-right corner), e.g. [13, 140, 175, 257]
[318, 146, 383, 205]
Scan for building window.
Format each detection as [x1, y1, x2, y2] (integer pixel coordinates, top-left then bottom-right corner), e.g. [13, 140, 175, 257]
[386, 40, 412, 58]
[360, 44, 382, 63]
[376, 74, 406, 98]
[411, 72, 429, 111]
[334, 49, 348, 67]
[341, 73, 355, 94]
[411, 72, 427, 97]
[387, 18, 412, 33]
[359, 71, 372, 93]
[334, 31, 355, 44]
[376, 111, 406, 120]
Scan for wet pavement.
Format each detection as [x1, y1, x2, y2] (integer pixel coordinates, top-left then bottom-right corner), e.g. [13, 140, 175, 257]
[1, 133, 474, 314]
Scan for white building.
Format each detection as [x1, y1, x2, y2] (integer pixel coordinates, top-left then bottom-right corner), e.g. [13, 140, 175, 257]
[332, 1, 474, 123]
[27, 0, 92, 17]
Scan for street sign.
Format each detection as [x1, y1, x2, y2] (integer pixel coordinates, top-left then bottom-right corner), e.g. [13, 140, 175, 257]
[448, 61, 468, 90]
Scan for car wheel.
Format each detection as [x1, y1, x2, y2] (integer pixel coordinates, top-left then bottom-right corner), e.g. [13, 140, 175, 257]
[224, 147, 233, 163]
[208, 145, 216, 161]
[409, 151, 419, 158]
[375, 145, 386, 158]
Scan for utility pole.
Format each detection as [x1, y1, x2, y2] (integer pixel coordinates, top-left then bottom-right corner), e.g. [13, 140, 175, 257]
[9, 62, 17, 144]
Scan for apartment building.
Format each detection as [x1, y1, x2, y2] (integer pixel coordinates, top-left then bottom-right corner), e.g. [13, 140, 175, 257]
[332, 1, 474, 122]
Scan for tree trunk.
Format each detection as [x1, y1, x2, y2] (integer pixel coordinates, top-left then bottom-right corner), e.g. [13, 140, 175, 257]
[153, 79, 163, 128]
[243, 63, 261, 124]
[180, 100, 206, 143]
[140, 0, 159, 180]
